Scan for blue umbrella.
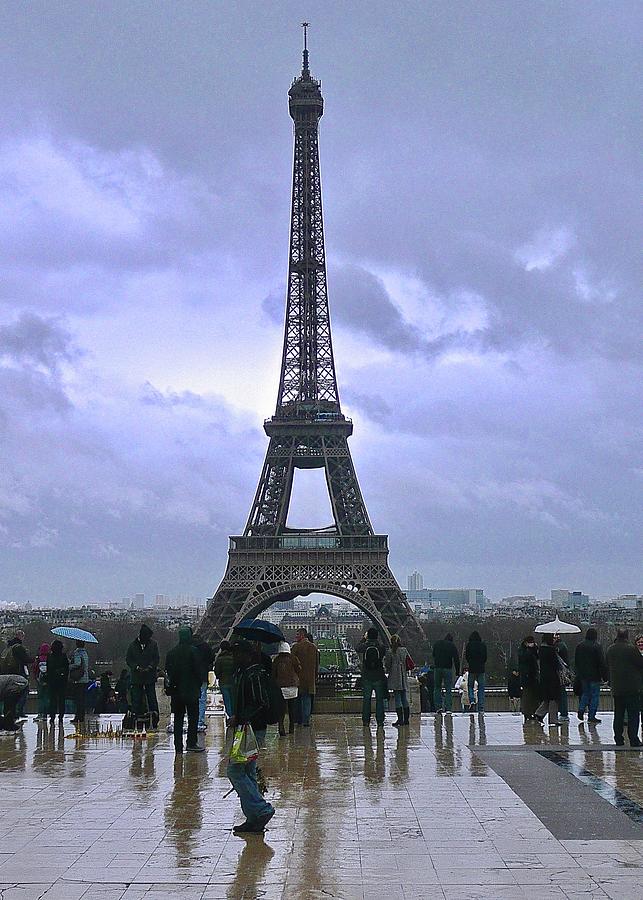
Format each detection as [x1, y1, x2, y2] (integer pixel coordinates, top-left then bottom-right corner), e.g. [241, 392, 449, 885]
[232, 619, 284, 644]
[51, 626, 98, 644]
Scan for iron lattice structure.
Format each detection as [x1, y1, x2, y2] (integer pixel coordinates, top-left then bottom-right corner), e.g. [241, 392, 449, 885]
[199, 35, 423, 648]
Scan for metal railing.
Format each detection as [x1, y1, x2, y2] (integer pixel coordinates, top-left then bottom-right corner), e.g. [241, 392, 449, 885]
[230, 534, 388, 552]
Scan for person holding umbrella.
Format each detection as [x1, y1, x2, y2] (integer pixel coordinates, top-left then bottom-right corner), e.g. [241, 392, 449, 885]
[69, 640, 90, 725]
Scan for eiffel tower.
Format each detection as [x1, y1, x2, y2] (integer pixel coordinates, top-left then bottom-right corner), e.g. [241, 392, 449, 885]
[199, 28, 423, 648]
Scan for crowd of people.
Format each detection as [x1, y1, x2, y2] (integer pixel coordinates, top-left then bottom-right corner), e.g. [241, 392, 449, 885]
[1, 621, 642, 834]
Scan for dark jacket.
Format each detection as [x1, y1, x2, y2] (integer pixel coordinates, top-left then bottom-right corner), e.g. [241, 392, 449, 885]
[574, 639, 607, 683]
[433, 639, 460, 673]
[194, 641, 215, 682]
[233, 662, 272, 731]
[2, 639, 31, 676]
[518, 644, 539, 687]
[214, 650, 236, 687]
[126, 625, 160, 685]
[538, 644, 561, 702]
[165, 628, 202, 702]
[507, 672, 522, 699]
[272, 652, 301, 688]
[356, 638, 386, 681]
[606, 640, 643, 696]
[465, 639, 487, 674]
[46, 649, 69, 685]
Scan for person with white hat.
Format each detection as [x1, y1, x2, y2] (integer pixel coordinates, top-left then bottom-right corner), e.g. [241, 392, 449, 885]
[272, 641, 301, 736]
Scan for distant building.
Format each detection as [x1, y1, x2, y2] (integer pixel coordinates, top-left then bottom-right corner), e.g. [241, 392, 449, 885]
[552, 589, 589, 609]
[155, 594, 169, 608]
[405, 588, 485, 609]
[407, 571, 424, 592]
[133, 593, 145, 610]
[280, 604, 367, 638]
[502, 595, 537, 606]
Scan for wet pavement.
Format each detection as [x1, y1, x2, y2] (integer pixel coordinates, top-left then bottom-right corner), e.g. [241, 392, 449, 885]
[0, 712, 642, 899]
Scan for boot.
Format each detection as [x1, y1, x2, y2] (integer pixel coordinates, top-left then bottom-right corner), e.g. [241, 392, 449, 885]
[392, 708, 404, 728]
[403, 706, 410, 725]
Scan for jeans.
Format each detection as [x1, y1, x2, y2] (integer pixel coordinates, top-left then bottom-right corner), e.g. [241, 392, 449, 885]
[433, 668, 453, 711]
[198, 683, 207, 727]
[393, 689, 408, 709]
[559, 687, 569, 717]
[298, 692, 313, 726]
[468, 673, 485, 711]
[362, 678, 386, 725]
[131, 682, 159, 721]
[578, 680, 600, 719]
[227, 730, 274, 824]
[613, 694, 641, 746]
[221, 685, 234, 717]
[171, 696, 199, 751]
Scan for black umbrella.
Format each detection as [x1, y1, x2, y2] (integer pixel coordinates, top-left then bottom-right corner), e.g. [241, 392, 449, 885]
[232, 619, 285, 644]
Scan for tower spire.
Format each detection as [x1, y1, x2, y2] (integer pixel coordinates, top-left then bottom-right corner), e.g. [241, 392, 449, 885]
[302, 21, 310, 75]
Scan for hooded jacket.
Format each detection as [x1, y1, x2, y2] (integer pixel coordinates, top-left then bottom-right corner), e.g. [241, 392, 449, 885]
[47, 643, 69, 685]
[465, 636, 487, 674]
[574, 638, 607, 682]
[165, 627, 202, 702]
[126, 624, 160, 685]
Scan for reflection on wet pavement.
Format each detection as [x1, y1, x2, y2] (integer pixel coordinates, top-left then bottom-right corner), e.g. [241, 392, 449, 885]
[0, 712, 640, 898]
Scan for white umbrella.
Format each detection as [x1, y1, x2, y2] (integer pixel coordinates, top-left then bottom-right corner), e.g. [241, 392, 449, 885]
[535, 615, 580, 635]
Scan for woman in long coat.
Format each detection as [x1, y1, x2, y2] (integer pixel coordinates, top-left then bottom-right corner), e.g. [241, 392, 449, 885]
[518, 635, 540, 720]
[385, 635, 411, 728]
[272, 642, 301, 736]
[534, 633, 561, 726]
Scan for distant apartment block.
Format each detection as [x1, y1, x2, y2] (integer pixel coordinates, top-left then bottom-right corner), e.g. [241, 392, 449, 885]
[407, 571, 424, 592]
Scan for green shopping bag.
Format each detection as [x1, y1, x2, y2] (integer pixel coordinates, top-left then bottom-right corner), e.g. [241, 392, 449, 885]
[228, 723, 259, 763]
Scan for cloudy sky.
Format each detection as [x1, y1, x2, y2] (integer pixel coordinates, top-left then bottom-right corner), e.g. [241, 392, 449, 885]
[0, 1, 640, 605]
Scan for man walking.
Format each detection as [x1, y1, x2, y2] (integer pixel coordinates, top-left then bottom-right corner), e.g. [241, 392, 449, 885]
[575, 628, 607, 724]
[432, 633, 460, 713]
[356, 628, 387, 728]
[126, 624, 160, 729]
[227, 641, 275, 834]
[291, 628, 318, 727]
[606, 629, 643, 747]
[165, 627, 204, 754]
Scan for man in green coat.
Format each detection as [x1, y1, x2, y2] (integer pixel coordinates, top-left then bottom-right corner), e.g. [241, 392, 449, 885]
[165, 627, 204, 754]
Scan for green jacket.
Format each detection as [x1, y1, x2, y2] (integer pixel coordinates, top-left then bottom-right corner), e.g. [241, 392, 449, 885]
[214, 650, 236, 687]
[165, 628, 202, 702]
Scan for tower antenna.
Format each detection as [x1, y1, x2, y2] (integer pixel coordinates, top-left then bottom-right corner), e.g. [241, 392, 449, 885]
[302, 21, 310, 75]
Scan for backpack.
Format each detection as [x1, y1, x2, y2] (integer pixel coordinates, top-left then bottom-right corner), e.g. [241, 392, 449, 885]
[363, 643, 383, 672]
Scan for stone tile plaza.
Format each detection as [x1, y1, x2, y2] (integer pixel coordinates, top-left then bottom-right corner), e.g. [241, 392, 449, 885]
[0, 712, 642, 899]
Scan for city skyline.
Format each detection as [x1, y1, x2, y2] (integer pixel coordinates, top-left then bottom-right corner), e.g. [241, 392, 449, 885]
[0, 4, 641, 604]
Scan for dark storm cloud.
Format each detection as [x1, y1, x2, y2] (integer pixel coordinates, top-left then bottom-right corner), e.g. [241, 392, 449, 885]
[0, 2, 640, 600]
